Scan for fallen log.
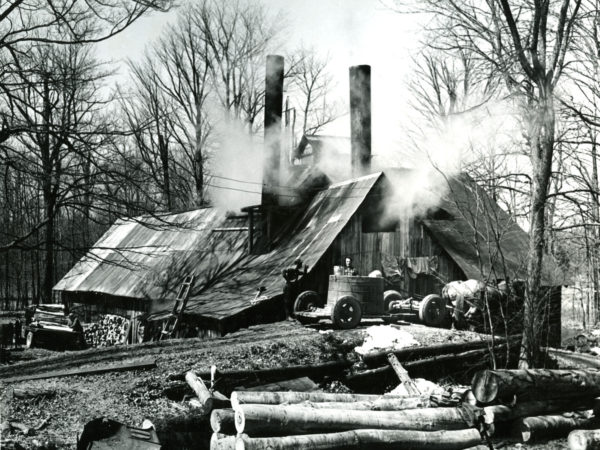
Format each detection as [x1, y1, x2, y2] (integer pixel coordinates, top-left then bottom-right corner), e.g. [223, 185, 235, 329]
[346, 345, 511, 390]
[362, 335, 521, 367]
[170, 360, 352, 386]
[546, 348, 600, 369]
[515, 412, 600, 443]
[12, 387, 56, 400]
[1, 358, 157, 383]
[234, 404, 490, 435]
[234, 428, 483, 450]
[210, 432, 237, 450]
[569, 429, 600, 450]
[294, 397, 434, 411]
[484, 398, 597, 423]
[472, 369, 600, 404]
[230, 391, 415, 409]
[210, 409, 236, 434]
[242, 376, 318, 392]
[186, 371, 213, 412]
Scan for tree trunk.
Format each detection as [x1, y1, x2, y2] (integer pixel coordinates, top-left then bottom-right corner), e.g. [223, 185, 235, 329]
[210, 409, 236, 434]
[234, 404, 488, 435]
[472, 369, 600, 403]
[569, 429, 600, 450]
[521, 82, 555, 369]
[194, 101, 204, 205]
[230, 391, 416, 409]
[186, 371, 214, 412]
[235, 429, 483, 450]
[210, 433, 237, 450]
[515, 412, 599, 443]
[41, 74, 55, 304]
[484, 398, 597, 423]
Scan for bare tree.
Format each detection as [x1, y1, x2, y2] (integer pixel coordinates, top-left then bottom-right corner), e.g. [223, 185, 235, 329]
[290, 47, 340, 135]
[397, 0, 585, 367]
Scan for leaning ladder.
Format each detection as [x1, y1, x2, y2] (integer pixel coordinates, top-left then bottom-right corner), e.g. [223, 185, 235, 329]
[160, 275, 195, 340]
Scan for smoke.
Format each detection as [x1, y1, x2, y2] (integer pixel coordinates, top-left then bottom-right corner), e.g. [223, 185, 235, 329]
[208, 115, 263, 212]
[382, 99, 522, 221]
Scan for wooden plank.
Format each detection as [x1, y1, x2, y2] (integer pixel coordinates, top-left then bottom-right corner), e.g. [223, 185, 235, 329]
[2, 358, 156, 383]
[387, 353, 421, 396]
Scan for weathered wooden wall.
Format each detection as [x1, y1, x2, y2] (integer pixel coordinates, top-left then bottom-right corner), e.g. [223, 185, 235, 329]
[332, 210, 465, 299]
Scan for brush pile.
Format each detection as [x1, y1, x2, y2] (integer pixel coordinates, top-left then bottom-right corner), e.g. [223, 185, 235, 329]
[83, 314, 130, 348]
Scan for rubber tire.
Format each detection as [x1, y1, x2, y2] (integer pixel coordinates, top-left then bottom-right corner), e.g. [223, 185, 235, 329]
[383, 290, 403, 312]
[294, 291, 320, 314]
[331, 296, 362, 329]
[25, 331, 34, 349]
[419, 294, 449, 327]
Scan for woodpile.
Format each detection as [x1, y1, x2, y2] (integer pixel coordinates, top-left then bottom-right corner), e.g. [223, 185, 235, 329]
[198, 366, 600, 449]
[84, 314, 130, 347]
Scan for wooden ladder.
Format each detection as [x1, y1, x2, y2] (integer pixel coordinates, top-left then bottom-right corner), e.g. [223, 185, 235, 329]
[160, 275, 195, 340]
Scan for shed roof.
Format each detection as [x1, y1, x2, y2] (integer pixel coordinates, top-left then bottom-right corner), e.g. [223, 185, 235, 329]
[384, 169, 565, 285]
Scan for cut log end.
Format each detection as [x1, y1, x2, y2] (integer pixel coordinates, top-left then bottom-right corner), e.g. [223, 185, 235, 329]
[235, 408, 245, 434]
[230, 391, 240, 410]
[568, 429, 600, 450]
[471, 370, 499, 404]
[210, 409, 236, 434]
[210, 432, 237, 450]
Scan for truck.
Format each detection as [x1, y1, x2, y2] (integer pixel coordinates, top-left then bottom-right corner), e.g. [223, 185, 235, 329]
[24, 304, 85, 350]
[293, 275, 450, 329]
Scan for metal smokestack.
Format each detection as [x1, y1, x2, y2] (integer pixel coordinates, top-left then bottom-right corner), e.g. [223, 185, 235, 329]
[349, 65, 371, 175]
[262, 55, 284, 206]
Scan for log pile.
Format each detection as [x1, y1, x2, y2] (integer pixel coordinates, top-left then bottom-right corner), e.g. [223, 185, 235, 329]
[84, 314, 130, 347]
[202, 367, 600, 449]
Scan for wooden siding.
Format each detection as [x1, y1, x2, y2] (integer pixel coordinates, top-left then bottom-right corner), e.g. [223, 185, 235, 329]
[333, 210, 466, 299]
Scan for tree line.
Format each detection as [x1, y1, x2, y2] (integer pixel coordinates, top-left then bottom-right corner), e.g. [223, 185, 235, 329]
[0, 0, 338, 308]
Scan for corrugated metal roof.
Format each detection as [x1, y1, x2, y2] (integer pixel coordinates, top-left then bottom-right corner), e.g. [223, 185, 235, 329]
[384, 170, 565, 286]
[157, 172, 384, 320]
[56, 173, 383, 322]
[54, 209, 249, 300]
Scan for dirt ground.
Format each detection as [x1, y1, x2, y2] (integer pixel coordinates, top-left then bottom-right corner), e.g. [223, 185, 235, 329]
[0, 319, 579, 449]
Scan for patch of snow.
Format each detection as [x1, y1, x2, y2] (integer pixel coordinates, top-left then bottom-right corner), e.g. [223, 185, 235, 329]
[354, 325, 419, 355]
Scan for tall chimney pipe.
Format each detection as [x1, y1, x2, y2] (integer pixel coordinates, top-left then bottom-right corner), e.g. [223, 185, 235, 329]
[349, 65, 371, 176]
[262, 55, 284, 206]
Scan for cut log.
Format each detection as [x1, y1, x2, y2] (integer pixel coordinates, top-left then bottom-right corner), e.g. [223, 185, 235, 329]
[569, 429, 600, 450]
[387, 353, 420, 396]
[1, 358, 157, 383]
[211, 432, 238, 450]
[235, 428, 483, 450]
[484, 398, 597, 423]
[12, 387, 56, 399]
[210, 409, 236, 434]
[515, 412, 600, 443]
[170, 360, 352, 386]
[546, 348, 600, 369]
[242, 377, 318, 392]
[186, 371, 214, 412]
[9, 421, 33, 436]
[230, 391, 415, 409]
[234, 404, 490, 435]
[362, 335, 521, 367]
[295, 397, 433, 411]
[472, 369, 600, 404]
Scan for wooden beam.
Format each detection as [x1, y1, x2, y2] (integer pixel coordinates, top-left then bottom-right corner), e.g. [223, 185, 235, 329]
[1, 358, 156, 383]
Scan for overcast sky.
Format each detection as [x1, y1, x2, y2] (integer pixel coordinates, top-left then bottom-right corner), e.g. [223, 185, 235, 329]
[96, 0, 426, 160]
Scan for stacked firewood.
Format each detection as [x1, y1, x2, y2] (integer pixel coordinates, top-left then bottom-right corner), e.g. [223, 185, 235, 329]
[84, 314, 130, 348]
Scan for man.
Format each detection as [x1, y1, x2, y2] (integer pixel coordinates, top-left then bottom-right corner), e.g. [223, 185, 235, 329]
[68, 313, 84, 334]
[282, 258, 308, 319]
[13, 319, 21, 348]
[342, 256, 358, 276]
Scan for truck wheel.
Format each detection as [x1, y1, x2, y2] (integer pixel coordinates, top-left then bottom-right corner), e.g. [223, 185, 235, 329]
[419, 294, 449, 327]
[331, 296, 362, 329]
[383, 290, 403, 312]
[294, 291, 319, 314]
[25, 331, 34, 349]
